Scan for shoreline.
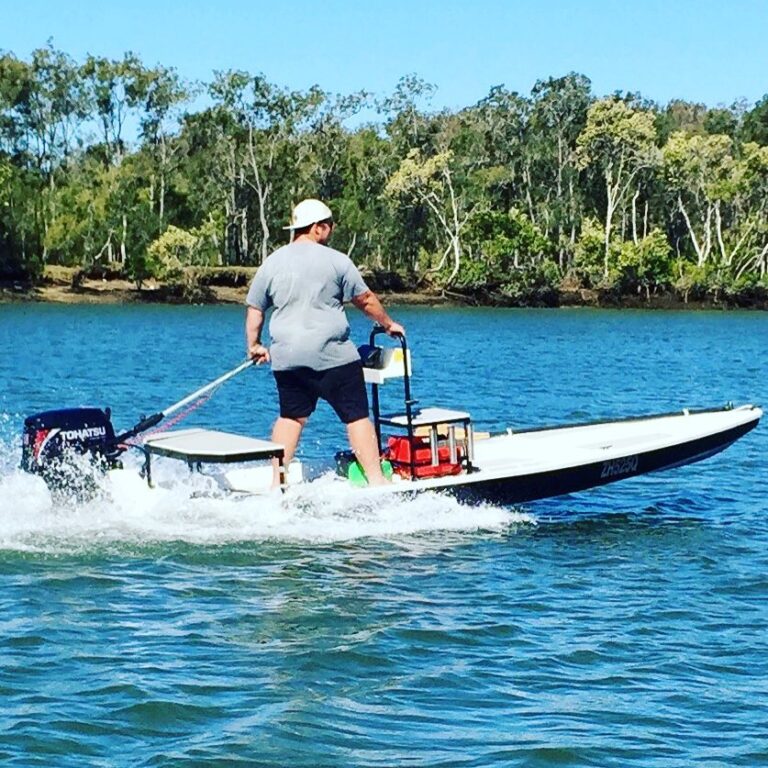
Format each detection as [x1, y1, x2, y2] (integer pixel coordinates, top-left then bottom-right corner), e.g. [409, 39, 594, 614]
[0, 279, 444, 307]
[1, 277, 766, 311]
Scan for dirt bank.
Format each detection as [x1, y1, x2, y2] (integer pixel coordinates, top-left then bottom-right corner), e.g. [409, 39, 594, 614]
[2, 270, 765, 310]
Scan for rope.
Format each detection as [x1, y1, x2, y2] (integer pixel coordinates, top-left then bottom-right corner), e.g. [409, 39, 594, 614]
[119, 383, 223, 449]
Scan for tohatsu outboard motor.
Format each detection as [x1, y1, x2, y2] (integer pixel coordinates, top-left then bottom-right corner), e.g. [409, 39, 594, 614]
[21, 407, 123, 491]
[20, 359, 256, 496]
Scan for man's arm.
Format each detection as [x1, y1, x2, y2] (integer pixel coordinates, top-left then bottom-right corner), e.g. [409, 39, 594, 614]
[351, 290, 405, 336]
[245, 305, 270, 363]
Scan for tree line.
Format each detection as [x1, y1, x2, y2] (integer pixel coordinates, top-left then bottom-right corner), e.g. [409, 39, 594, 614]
[2, 43, 768, 304]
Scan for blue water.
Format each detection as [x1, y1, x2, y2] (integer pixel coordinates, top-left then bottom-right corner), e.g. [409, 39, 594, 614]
[1, 303, 767, 766]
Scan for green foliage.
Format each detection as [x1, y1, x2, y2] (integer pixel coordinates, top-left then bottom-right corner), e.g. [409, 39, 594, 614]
[663, 132, 735, 199]
[616, 229, 674, 294]
[147, 225, 197, 279]
[577, 99, 658, 169]
[498, 259, 561, 306]
[2, 45, 768, 307]
[453, 209, 556, 302]
[573, 223, 673, 294]
[451, 257, 494, 291]
[674, 261, 712, 302]
[463, 208, 550, 278]
[742, 94, 768, 146]
[123, 251, 153, 288]
[723, 270, 768, 300]
[572, 218, 609, 287]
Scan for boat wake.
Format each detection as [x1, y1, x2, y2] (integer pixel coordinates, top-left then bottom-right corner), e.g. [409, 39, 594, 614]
[0, 433, 532, 553]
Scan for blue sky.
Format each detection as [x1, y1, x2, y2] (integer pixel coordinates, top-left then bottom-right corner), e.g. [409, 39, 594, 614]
[4, 0, 768, 110]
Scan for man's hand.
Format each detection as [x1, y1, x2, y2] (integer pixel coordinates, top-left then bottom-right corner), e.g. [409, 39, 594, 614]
[385, 321, 405, 337]
[249, 343, 271, 365]
[245, 306, 269, 364]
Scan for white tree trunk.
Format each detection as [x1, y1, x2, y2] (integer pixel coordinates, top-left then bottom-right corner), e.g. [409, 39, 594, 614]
[678, 196, 707, 267]
[603, 172, 617, 277]
[120, 214, 127, 264]
[631, 190, 640, 245]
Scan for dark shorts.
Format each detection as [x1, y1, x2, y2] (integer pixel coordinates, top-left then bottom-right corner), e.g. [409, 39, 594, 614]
[274, 360, 370, 424]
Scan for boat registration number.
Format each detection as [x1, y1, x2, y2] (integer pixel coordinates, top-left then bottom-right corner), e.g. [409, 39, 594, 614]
[601, 455, 639, 479]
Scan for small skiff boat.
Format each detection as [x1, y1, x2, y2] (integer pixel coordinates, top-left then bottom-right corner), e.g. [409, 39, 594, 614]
[21, 329, 762, 506]
[133, 404, 760, 505]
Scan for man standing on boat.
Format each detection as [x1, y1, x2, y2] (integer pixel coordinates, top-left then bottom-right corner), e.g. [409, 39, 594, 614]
[245, 198, 405, 486]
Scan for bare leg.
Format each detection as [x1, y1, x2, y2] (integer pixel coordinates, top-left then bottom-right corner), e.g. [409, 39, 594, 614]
[271, 416, 307, 487]
[347, 417, 389, 486]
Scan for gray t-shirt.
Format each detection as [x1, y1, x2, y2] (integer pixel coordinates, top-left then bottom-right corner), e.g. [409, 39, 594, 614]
[246, 240, 370, 371]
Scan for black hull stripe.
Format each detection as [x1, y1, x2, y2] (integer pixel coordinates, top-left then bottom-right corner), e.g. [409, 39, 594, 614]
[434, 419, 759, 506]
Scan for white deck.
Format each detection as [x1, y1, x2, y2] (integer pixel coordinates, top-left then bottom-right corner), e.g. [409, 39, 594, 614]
[413, 405, 761, 490]
[380, 407, 471, 426]
[142, 428, 284, 463]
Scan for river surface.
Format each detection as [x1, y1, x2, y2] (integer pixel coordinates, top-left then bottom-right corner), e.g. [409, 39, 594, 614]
[0, 303, 766, 766]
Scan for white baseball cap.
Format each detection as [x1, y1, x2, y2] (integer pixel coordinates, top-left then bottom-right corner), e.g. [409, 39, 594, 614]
[283, 199, 333, 230]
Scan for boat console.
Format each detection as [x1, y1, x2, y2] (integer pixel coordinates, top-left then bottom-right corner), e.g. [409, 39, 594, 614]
[363, 327, 476, 480]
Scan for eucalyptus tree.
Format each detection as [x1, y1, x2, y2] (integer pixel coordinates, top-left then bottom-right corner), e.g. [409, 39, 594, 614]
[0, 45, 87, 173]
[298, 89, 388, 263]
[576, 98, 659, 277]
[42, 155, 110, 267]
[174, 104, 242, 264]
[375, 75, 440, 271]
[463, 85, 530, 215]
[732, 141, 768, 279]
[309, 106, 400, 266]
[662, 132, 735, 268]
[379, 74, 437, 155]
[0, 45, 90, 267]
[304, 90, 370, 196]
[81, 52, 149, 166]
[529, 73, 591, 268]
[417, 99, 539, 286]
[385, 148, 471, 284]
[0, 158, 34, 276]
[135, 64, 190, 231]
[655, 99, 710, 143]
[741, 94, 768, 146]
[0, 53, 27, 157]
[703, 107, 740, 139]
[0, 55, 32, 272]
[77, 52, 159, 266]
[206, 71, 326, 265]
[661, 130, 768, 288]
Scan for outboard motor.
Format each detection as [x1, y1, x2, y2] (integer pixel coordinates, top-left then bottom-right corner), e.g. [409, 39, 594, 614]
[22, 407, 123, 490]
[19, 360, 256, 495]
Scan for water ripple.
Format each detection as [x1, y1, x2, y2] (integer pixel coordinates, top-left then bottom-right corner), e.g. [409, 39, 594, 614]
[0, 305, 767, 765]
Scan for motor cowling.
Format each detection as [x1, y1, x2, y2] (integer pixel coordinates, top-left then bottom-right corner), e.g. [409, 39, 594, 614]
[21, 407, 121, 476]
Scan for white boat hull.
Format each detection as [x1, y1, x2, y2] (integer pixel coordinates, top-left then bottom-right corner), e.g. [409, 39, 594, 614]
[219, 405, 761, 504]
